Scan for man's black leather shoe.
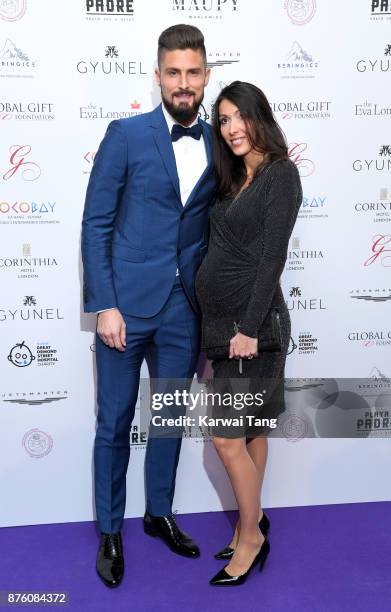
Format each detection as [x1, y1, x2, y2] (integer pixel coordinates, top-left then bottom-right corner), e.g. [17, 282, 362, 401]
[144, 511, 200, 558]
[96, 532, 124, 588]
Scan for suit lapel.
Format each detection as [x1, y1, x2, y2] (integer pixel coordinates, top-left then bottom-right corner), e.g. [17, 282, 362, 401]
[184, 120, 214, 209]
[150, 104, 182, 208]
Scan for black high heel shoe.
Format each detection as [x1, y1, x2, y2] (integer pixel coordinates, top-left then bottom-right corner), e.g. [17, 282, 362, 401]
[214, 512, 270, 560]
[210, 538, 270, 586]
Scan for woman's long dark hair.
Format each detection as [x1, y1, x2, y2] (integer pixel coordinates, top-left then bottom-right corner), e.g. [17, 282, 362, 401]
[212, 81, 288, 197]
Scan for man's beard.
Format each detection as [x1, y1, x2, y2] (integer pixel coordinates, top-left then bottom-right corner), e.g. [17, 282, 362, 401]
[162, 90, 203, 124]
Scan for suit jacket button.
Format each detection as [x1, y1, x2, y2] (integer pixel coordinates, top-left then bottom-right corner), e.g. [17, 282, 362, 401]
[180, 212, 185, 220]
[177, 248, 181, 256]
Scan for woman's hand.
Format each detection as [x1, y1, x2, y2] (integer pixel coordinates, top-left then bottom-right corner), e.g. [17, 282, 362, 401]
[229, 332, 258, 359]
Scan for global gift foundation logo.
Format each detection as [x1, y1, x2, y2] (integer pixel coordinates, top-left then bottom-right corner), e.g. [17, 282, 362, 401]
[0, 102, 55, 122]
[284, 0, 316, 25]
[22, 429, 53, 459]
[348, 330, 391, 347]
[0, 0, 27, 21]
[278, 41, 319, 79]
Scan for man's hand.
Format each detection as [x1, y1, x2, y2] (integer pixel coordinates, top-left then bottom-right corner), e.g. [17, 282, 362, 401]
[97, 308, 126, 351]
[229, 332, 258, 359]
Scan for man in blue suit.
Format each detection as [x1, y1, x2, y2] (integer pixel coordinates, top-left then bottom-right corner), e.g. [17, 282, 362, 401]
[81, 24, 216, 587]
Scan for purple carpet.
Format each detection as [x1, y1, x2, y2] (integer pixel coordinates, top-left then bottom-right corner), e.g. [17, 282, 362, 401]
[1, 502, 390, 611]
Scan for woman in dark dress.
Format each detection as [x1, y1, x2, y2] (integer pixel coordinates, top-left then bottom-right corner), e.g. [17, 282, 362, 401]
[195, 81, 302, 586]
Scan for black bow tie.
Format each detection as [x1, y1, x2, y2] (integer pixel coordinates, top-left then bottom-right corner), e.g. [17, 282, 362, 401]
[171, 123, 202, 142]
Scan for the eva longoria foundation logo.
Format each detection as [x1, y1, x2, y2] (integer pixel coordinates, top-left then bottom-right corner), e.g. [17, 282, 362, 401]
[0, 0, 27, 21]
[79, 100, 142, 120]
[22, 429, 53, 458]
[284, 0, 316, 25]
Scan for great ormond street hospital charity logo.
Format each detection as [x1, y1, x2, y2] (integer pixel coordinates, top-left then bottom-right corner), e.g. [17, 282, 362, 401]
[8, 340, 35, 367]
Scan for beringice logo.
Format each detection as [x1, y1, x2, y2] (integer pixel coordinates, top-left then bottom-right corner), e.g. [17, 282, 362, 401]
[0, 38, 35, 77]
[364, 235, 391, 267]
[278, 41, 319, 78]
[8, 341, 35, 367]
[2, 145, 41, 182]
[0, 0, 26, 21]
[22, 429, 53, 459]
[284, 0, 316, 25]
[288, 142, 315, 177]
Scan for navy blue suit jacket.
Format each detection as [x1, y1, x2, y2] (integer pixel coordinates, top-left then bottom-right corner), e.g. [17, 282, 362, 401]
[81, 104, 217, 317]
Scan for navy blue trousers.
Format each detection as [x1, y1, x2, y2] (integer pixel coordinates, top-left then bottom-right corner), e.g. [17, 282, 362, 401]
[94, 277, 200, 533]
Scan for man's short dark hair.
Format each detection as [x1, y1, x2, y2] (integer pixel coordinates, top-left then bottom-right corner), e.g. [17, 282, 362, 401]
[158, 24, 206, 67]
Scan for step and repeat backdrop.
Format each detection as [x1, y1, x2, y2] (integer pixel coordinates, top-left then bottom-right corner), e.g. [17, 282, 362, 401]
[1, 0, 390, 527]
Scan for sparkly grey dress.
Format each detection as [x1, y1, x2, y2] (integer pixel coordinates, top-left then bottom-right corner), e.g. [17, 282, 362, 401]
[195, 159, 303, 438]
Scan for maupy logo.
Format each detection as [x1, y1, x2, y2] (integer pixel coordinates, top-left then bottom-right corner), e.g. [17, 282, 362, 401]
[364, 235, 391, 266]
[2, 145, 41, 181]
[22, 429, 53, 459]
[8, 340, 35, 367]
[288, 142, 315, 177]
[0, 0, 26, 21]
[284, 0, 316, 25]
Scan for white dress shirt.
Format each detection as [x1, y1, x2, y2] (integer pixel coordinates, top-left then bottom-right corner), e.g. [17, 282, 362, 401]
[161, 103, 208, 206]
[98, 104, 208, 312]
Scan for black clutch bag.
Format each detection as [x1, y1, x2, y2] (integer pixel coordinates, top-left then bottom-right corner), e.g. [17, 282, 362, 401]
[201, 307, 282, 360]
